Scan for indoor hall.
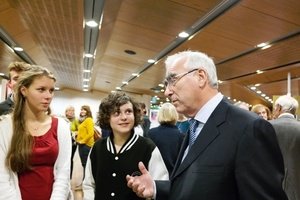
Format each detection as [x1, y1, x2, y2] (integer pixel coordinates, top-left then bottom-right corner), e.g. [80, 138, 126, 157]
[0, 0, 300, 199]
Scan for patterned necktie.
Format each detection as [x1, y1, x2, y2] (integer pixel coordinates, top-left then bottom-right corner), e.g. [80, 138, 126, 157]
[188, 119, 199, 147]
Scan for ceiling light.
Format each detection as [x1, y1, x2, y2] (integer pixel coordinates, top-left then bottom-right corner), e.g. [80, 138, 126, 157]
[83, 69, 91, 72]
[83, 78, 90, 81]
[256, 42, 268, 48]
[84, 53, 94, 58]
[132, 73, 139, 77]
[122, 81, 128, 85]
[83, 88, 89, 92]
[261, 45, 271, 50]
[83, 84, 89, 88]
[54, 87, 60, 90]
[0, 72, 5, 76]
[158, 83, 164, 87]
[13, 47, 23, 51]
[250, 86, 256, 90]
[256, 70, 263, 74]
[147, 59, 156, 63]
[86, 20, 98, 27]
[178, 32, 189, 38]
[116, 87, 121, 90]
[256, 90, 262, 94]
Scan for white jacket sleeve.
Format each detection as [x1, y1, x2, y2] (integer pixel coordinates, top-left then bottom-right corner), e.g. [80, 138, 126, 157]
[50, 117, 73, 200]
[148, 147, 169, 180]
[0, 116, 22, 200]
[82, 149, 95, 200]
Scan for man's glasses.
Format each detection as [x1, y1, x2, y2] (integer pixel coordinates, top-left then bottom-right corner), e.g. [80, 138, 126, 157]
[164, 68, 198, 88]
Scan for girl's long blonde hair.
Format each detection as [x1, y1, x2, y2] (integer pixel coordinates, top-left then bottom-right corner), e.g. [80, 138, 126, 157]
[6, 65, 56, 172]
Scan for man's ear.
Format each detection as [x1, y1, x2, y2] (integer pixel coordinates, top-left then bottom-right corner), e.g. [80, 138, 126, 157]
[197, 69, 207, 88]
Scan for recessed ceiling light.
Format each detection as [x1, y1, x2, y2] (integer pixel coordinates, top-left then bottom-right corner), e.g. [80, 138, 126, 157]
[147, 59, 156, 63]
[13, 47, 23, 51]
[83, 69, 91, 73]
[84, 53, 94, 58]
[256, 42, 267, 48]
[122, 81, 128, 85]
[261, 45, 271, 50]
[86, 20, 98, 27]
[124, 49, 136, 55]
[178, 32, 189, 38]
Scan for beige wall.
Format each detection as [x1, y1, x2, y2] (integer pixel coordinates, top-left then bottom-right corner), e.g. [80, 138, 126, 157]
[51, 88, 151, 121]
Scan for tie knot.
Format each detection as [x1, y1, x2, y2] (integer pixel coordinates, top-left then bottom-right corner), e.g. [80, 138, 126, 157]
[188, 119, 199, 147]
[189, 119, 199, 133]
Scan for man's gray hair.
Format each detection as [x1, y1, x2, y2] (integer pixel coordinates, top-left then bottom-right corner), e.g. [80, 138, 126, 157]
[275, 95, 299, 115]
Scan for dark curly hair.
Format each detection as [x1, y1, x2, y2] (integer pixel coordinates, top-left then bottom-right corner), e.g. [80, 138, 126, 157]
[97, 92, 142, 130]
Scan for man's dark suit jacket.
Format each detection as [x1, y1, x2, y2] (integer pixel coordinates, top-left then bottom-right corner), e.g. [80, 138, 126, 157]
[270, 115, 300, 200]
[0, 97, 14, 116]
[155, 99, 288, 200]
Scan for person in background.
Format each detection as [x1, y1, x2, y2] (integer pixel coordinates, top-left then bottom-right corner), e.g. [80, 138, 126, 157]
[175, 113, 189, 134]
[234, 101, 249, 110]
[83, 92, 168, 200]
[251, 103, 271, 120]
[65, 105, 79, 179]
[148, 102, 184, 175]
[76, 105, 94, 183]
[0, 65, 72, 199]
[0, 61, 30, 115]
[270, 95, 300, 200]
[140, 103, 151, 137]
[127, 50, 287, 200]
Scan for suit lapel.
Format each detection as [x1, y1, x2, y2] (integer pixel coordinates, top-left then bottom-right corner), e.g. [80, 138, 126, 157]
[172, 99, 229, 178]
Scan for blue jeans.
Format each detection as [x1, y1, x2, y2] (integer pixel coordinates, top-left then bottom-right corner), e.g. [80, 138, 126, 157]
[78, 144, 91, 168]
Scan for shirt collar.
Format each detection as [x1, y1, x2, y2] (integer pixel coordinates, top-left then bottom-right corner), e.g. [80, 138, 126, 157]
[194, 92, 223, 124]
[278, 112, 295, 119]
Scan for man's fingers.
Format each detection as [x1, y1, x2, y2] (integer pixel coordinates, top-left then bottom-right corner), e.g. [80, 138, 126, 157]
[138, 161, 148, 175]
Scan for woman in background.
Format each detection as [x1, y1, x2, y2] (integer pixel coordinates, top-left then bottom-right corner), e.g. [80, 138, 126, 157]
[148, 103, 184, 174]
[251, 104, 272, 120]
[83, 92, 168, 200]
[76, 105, 94, 179]
[0, 65, 72, 200]
[65, 105, 79, 179]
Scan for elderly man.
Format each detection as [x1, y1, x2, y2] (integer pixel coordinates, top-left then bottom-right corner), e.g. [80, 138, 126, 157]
[270, 95, 300, 200]
[127, 50, 287, 200]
